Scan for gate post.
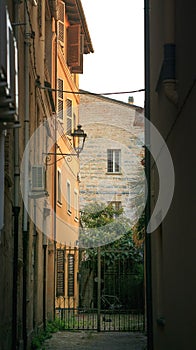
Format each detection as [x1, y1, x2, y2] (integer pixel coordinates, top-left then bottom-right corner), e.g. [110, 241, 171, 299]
[97, 246, 101, 331]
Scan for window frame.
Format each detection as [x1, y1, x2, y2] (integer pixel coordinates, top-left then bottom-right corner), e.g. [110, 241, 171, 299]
[57, 168, 62, 205]
[67, 180, 71, 214]
[107, 149, 121, 173]
[74, 189, 79, 221]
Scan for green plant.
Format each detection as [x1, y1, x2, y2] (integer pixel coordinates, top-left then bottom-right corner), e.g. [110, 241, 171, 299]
[31, 319, 64, 349]
[31, 330, 51, 350]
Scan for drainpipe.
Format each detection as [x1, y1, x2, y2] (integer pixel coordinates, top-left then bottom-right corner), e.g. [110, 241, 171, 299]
[43, 205, 50, 330]
[53, 15, 58, 320]
[162, 0, 178, 105]
[0, 131, 4, 231]
[144, 0, 153, 349]
[12, 3, 20, 349]
[23, 3, 30, 348]
[43, 242, 47, 329]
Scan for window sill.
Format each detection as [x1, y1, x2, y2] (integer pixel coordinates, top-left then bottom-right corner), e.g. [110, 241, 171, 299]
[67, 210, 72, 216]
[57, 201, 62, 208]
[74, 217, 79, 222]
[105, 172, 122, 175]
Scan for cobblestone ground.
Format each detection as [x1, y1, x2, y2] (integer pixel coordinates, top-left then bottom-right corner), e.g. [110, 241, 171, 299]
[42, 331, 147, 350]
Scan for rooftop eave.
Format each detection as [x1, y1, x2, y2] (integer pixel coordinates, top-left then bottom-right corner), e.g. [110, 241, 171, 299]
[65, 0, 94, 54]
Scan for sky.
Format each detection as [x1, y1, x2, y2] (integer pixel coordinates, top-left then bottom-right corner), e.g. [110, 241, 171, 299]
[80, 0, 144, 107]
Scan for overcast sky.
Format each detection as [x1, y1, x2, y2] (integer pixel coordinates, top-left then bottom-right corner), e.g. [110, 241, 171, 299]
[80, 0, 144, 107]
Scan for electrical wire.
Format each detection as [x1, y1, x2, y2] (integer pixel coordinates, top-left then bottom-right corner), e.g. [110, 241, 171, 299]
[37, 84, 145, 97]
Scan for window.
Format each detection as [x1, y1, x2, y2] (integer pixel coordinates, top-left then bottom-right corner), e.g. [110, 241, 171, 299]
[107, 149, 121, 173]
[68, 254, 74, 297]
[56, 249, 65, 296]
[67, 181, 71, 214]
[58, 79, 63, 120]
[57, 169, 62, 204]
[66, 99, 72, 135]
[74, 190, 79, 221]
[58, 1, 65, 47]
[67, 24, 84, 74]
[73, 112, 77, 130]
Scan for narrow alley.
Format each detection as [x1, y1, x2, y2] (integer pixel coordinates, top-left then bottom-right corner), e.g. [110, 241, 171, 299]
[43, 331, 147, 350]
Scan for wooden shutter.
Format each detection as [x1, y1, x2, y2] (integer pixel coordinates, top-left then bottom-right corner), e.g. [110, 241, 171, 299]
[68, 254, 74, 297]
[58, 78, 63, 120]
[56, 249, 65, 296]
[71, 54, 83, 74]
[66, 99, 72, 135]
[69, 31, 84, 74]
[67, 24, 81, 67]
[58, 1, 65, 46]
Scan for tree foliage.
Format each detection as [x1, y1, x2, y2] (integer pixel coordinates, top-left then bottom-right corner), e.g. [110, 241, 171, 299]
[80, 202, 144, 273]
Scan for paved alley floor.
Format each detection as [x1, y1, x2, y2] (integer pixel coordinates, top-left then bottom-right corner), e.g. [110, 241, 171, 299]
[42, 331, 147, 350]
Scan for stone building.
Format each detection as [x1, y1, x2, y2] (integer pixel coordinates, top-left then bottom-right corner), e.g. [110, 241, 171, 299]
[79, 92, 144, 239]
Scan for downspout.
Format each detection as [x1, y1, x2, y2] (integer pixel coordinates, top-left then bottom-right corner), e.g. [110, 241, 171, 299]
[0, 131, 4, 231]
[23, 3, 30, 348]
[53, 14, 58, 319]
[12, 3, 20, 349]
[43, 206, 50, 331]
[162, 0, 178, 105]
[144, 0, 153, 349]
[43, 241, 47, 330]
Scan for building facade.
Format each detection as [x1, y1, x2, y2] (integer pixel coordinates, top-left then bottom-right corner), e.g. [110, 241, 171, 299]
[79, 92, 144, 236]
[0, 1, 93, 349]
[147, 1, 196, 349]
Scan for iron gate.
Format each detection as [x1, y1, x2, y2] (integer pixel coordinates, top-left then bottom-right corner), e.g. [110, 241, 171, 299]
[55, 248, 145, 332]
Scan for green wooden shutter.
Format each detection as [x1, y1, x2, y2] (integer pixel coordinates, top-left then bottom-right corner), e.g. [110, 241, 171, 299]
[68, 254, 74, 297]
[56, 249, 65, 296]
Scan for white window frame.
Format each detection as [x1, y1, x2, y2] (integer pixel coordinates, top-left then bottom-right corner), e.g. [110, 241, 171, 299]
[107, 149, 121, 173]
[57, 169, 62, 205]
[74, 189, 79, 221]
[67, 180, 71, 214]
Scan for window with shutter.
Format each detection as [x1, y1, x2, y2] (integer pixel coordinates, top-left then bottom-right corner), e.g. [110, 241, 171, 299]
[68, 254, 74, 297]
[71, 33, 84, 74]
[56, 249, 65, 296]
[58, 78, 63, 120]
[66, 99, 72, 135]
[58, 1, 65, 47]
[67, 25, 81, 68]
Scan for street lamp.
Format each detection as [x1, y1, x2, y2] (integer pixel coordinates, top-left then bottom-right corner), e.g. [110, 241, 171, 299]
[44, 124, 87, 163]
[71, 124, 87, 157]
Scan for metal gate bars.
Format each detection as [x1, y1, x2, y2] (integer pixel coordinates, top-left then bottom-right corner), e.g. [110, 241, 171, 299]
[55, 247, 145, 332]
